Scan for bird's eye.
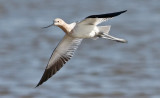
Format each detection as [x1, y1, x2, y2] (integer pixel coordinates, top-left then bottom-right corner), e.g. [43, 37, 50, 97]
[57, 21, 59, 22]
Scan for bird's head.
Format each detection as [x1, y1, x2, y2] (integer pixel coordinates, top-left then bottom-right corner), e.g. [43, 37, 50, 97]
[54, 18, 64, 26]
[42, 18, 65, 28]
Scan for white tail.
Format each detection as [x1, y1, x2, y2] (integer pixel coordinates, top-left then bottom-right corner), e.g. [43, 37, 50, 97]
[98, 25, 111, 34]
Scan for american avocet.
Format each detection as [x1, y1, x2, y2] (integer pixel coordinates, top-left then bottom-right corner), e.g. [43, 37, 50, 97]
[36, 10, 127, 87]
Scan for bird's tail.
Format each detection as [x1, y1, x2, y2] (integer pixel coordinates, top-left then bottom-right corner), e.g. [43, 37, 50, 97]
[98, 25, 111, 35]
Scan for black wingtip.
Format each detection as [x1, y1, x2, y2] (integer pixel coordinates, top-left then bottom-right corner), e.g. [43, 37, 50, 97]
[86, 10, 127, 18]
[35, 75, 48, 88]
[35, 80, 42, 88]
[35, 66, 59, 87]
[35, 83, 41, 88]
[121, 10, 127, 13]
[35, 83, 38, 88]
[35, 70, 48, 88]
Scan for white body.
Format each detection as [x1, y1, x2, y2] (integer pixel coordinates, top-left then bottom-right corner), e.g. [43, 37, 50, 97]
[71, 24, 99, 38]
[36, 10, 127, 87]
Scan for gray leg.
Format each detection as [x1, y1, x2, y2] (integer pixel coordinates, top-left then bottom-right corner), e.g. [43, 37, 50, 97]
[100, 33, 127, 43]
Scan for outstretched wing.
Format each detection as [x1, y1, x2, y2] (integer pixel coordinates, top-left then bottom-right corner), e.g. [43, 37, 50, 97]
[79, 10, 127, 25]
[36, 35, 82, 87]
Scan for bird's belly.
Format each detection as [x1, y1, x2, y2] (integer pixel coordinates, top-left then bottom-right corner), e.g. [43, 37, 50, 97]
[70, 25, 98, 38]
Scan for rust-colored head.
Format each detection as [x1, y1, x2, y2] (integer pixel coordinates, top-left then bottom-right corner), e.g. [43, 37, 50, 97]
[42, 18, 70, 33]
[42, 18, 65, 29]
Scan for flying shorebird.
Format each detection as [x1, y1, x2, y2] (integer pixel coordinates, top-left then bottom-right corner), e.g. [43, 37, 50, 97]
[36, 10, 127, 87]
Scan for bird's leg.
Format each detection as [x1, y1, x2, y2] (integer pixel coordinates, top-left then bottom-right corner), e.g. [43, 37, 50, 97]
[97, 33, 127, 43]
[96, 32, 104, 38]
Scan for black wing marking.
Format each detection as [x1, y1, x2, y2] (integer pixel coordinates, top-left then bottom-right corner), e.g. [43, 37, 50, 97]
[86, 10, 127, 18]
[79, 10, 127, 25]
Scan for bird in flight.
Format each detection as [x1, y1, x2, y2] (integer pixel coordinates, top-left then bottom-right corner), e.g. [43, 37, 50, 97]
[36, 10, 127, 87]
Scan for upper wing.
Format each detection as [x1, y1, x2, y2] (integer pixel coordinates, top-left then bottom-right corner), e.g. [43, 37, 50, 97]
[79, 10, 127, 25]
[36, 35, 82, 87]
